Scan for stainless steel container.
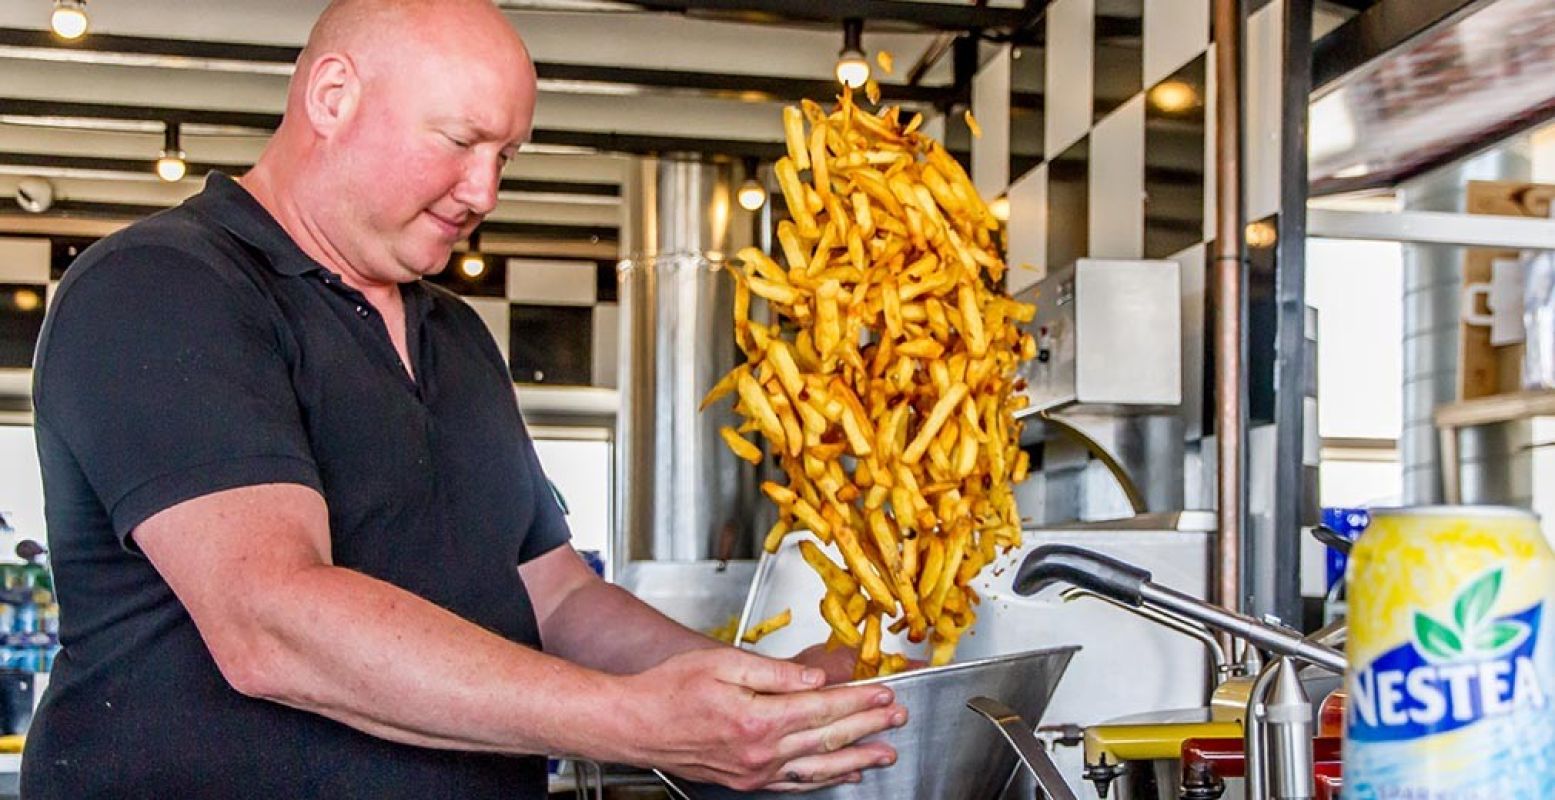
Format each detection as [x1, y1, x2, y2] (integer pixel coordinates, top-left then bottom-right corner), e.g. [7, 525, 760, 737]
[657, 646, 1078, 800]
[616, 157, 762, 567]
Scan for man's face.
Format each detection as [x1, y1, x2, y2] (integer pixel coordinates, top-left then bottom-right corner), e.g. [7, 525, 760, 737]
[325, 43, 535, 284]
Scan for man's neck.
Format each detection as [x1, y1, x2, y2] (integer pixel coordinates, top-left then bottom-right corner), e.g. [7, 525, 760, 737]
[238, 163, 402, 311]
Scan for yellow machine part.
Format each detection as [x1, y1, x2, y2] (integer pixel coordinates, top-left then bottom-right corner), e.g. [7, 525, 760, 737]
[1083, 709, 1243, 766]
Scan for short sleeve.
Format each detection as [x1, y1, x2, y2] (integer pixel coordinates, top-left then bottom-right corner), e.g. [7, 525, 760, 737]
[514, 414, 572, 565]
[34, 244, 321, 547]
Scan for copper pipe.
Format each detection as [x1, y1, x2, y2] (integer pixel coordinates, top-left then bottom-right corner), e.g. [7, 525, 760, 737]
[1213, 0, 1245, 617]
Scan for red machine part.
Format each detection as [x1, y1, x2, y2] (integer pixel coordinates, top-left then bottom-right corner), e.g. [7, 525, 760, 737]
[1179, 737, 1343, 778]
[1318, 688, 1347, 738]
[1317, 773, 1344, 800]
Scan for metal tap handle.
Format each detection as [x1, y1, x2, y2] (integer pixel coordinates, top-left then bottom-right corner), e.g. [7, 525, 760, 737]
[1311, 525, 1353, 557]
[1013, 544, 1152, 606]
[1014, 545, 1347, 674]
[966, 697, 1079, 800]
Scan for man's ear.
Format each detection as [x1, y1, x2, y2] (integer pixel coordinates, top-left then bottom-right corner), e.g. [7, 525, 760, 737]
[303, 53, 361, 139]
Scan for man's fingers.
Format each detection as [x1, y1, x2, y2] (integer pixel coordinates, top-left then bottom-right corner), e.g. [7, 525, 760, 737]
[768, 743, 897, 790]
[763, 772, 864, 793]
[718, 649, 826, 693]
[759, 683, 897, 733]
[775, 703, 907, 761]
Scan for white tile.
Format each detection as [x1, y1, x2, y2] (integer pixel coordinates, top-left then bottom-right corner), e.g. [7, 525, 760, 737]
[464, 297, 511, 364]
[1144, 0, 1210, 87]
[1006, 163, 1047, 295]
[505, 258, 598, 306]
[1088, 96, 1145, 259]
[972, 45, 1012, 197]
[0, 238, 50, 284]
[592, 303, 619, 389]
[1245, 0, 1283, 221]
[1044, 0, 1095, 160]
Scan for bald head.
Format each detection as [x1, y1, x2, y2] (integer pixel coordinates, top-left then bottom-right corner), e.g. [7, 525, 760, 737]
[244, 0, 537, 288]
[295, 0, 532, 103]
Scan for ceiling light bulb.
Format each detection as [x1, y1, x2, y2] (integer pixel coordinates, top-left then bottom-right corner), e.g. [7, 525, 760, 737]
[156, 151, 187, 182]
[1148, 80, 1199, 113]
[1245, 220, 1278, 249]
[51, 0, 88, 40]
[989, 195, 1011, 223]
[736, 178, 766, 211]
[836, 53, 870, 89]
[460, 253, 486, 278]
[14, 289, 42, 312]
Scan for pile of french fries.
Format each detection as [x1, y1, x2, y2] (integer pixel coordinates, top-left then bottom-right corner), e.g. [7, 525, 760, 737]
[703, 85, 1037, 678]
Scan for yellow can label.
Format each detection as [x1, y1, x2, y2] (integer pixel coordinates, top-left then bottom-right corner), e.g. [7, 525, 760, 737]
[1344, 507, 1555, 798]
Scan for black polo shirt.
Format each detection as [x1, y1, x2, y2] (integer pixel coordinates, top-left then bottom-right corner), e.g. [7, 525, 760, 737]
[24, 173, 571, 799]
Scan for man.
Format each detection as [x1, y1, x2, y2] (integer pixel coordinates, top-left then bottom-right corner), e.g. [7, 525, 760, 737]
[22, 1, 905, 797]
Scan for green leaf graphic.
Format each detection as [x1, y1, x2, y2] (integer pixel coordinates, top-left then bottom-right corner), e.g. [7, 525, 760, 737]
[1474, 620, 1529, 654]
[1415, 612, 1463, 659]
[1454, 568, 1502, 632]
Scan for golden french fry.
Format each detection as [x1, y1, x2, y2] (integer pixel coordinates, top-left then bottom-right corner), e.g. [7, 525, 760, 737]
[763, 519, 790, 553]
[821, 594, 863, 647]
[876, 50, 894, 75]
[834, 523, 898, 616]
[964, 109, 982, 139]
[720, 426, 763, 466]
[903, 384, 969, 464]
[774, 158, 820, 238]
[700, 365, 745, 411]
[800, 540, 858, 596]
[742, 608, 793, 644]
[783, 106, 810, 171]
[860, 615, 882, 665]
[739, 374, 787, 449]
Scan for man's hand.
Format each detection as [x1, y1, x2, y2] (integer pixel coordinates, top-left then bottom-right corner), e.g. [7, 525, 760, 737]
[607, 648, 907, 792]
[790, 642, 860, 686]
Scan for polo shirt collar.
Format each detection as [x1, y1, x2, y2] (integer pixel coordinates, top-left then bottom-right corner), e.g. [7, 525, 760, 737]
[187, 171, 325, 278]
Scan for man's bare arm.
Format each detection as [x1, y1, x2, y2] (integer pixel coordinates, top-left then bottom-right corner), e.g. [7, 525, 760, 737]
[134, 483, 904, 791]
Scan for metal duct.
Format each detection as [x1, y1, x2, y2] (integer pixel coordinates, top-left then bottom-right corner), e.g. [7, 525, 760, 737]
[1399, 147, 1530, 503]
[615, 157, 759, 565]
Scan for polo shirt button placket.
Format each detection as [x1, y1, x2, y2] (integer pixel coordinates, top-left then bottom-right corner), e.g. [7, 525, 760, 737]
[355, 305, 370, 319]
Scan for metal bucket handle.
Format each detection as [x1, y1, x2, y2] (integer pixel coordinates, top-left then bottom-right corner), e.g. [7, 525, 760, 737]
[965, 697, 1078, 800]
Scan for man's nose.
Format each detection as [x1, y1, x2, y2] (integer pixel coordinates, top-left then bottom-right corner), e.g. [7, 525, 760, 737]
[456, 160, 501, 216]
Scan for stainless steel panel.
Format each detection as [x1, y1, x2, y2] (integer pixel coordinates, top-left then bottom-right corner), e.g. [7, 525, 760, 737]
[614, 560, 756, 634]
[1017, 258, 1183, 414]
[616, 158, 762, 564]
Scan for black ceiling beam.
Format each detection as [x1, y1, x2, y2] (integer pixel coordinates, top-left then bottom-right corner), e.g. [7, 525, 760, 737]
[0, 27, 952, 106]
[1311, 0, 1493, 94]
[34, 199, 617, 242]
[0, 97, 789, 160]
[0, 96, 282, 130]
[615, 0, 1031, 31]
[0, 151, 620, 197]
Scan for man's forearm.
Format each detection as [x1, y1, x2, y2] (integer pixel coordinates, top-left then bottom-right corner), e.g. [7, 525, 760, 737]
[537, 579, 723, 673]
[238, 563, 636, 760]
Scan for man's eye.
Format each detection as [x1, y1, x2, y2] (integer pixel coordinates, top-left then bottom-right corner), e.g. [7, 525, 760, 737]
[445, 134, 471, 149]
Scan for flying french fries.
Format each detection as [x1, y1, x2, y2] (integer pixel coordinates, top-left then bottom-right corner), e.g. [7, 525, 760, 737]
[704, 87, 1038, 675]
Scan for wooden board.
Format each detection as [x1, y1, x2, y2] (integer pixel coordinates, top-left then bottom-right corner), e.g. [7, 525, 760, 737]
[1458, 181, 1555, 400]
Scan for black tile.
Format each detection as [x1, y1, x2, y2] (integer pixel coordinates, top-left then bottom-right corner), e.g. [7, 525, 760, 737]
[1144, 54, 1208, 259]
[1046, 136, 1089, 270]
[508, 304, 593, 386]
[0, 284, 47, 368]
[50, 236, 98, 280]
[596, 260, 620, 304]
[1199, 215, 1279, 434]
[1010, 41, 1046, 184]
[428, 253, 507, 298]
[1094, 0, 1144, 121]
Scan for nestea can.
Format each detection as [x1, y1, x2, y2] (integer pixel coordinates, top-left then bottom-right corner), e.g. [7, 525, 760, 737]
[1344, 506, 1555, 799]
